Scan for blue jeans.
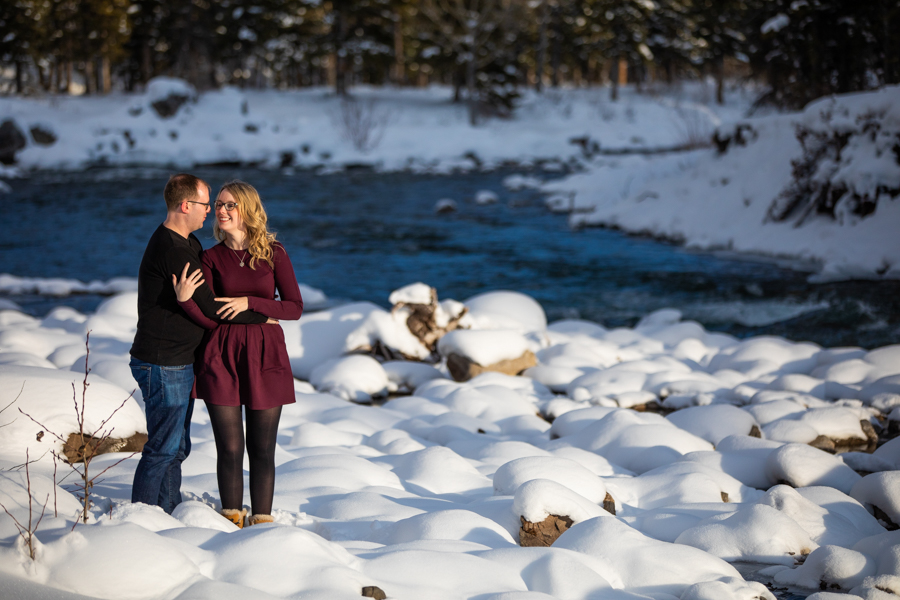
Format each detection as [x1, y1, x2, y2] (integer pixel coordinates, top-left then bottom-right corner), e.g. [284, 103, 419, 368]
[130, 357, 195, 514]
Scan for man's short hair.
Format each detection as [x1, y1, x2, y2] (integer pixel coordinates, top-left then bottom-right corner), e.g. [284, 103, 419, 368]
[164, 173, 209, 211]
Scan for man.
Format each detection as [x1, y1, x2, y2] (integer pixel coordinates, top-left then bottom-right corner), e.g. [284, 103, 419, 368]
[130, 173, 268, 514]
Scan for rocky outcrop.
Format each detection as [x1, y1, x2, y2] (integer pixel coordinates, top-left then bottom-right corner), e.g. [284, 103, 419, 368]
[62, 431, 148, 463]
[361, 586, 386, 600]
[0, 120, 27, 164]
[519, 514, 573, 547]
[434, 198, 457, 213]
[30, 125, 57, 146]
[391, 286, 468, 352]
[603, 492, 617, 515]
[712, 123, 756, 154]
[808, 421, 877, 454]
[152, 94, 191, 118]
[446, 350, 537, 382]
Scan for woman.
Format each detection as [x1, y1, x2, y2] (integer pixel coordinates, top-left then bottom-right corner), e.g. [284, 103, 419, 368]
[174, 180, 302, 528]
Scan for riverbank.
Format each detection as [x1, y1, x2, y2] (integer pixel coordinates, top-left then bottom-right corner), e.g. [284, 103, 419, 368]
[541, 86, 900, 283]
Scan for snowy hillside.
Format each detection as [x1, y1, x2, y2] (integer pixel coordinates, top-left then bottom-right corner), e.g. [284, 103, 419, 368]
[0, 80, 743, 173]
[543, 86, 900, 282]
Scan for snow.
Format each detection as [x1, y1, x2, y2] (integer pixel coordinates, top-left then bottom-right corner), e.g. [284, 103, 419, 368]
[388, 282, 434, 306]
[493, 456, 608, 503]
[851, 472, 900, 526]
[0, 365, 146, 460]
[2, 75, 900, 598]
[546, 86, 900, 282]
[438, 329, 532, 366]
[761, 13, 790, 34]
[2, 283, 900, 598]
[773, 545, 877, 591]
[675, 503, 817, 565]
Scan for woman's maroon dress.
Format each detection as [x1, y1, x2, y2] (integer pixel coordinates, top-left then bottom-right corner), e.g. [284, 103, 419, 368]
[179, 242, 303, 409]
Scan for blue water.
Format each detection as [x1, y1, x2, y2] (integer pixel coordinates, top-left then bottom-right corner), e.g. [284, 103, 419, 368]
[3, 166, 898, 348]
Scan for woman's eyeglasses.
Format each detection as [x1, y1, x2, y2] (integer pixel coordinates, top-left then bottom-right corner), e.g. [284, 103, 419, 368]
[215, 201, 239, 211]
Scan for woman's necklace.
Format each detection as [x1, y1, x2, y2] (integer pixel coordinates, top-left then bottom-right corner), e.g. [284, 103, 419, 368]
[229, 246, 248, 267]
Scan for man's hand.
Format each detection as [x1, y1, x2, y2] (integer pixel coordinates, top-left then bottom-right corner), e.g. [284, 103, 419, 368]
[172, 263, 204, 303]
[215, 296, 249, 320]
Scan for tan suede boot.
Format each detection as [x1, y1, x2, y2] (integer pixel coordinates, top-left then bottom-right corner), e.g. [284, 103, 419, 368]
[221, 508, 248, 529]
[247, 513, 275, 526]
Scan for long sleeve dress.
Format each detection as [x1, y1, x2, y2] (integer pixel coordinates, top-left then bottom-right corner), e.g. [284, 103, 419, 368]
[179, 241, 303, 409]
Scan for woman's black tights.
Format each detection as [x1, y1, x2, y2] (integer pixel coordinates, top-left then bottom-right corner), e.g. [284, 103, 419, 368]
[205, 403, 282, 515]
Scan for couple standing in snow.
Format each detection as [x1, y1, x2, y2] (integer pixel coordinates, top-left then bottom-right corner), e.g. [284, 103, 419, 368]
[128, 173, 303, 528]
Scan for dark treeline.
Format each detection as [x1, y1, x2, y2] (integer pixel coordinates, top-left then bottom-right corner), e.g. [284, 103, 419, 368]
[1, 0, 898, 109]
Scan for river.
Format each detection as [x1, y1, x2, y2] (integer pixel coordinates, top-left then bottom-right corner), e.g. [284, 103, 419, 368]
[2, 166, 898, 349]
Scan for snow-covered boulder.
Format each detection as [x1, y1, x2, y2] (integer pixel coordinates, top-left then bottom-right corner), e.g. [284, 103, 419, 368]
[309, 355, 390, 402]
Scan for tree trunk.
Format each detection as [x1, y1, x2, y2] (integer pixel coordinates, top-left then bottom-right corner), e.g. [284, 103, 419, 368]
[38, 62, 49, 91]
[85, 60, 95, 95]
[610, 59, 619, 101]
[550, 5, 560, 88]
[884, 1, 896, 84]
[102, 56, 112, 94]
[333, 4, 348, 96]
[61, 61, 70, 94]
[142, 43, 152, 86]
[535, 0, 548, 92]
[714, 55, 724, 105]
[15, 60, 24, 94]
[466, 55, 477, 126]
[95, 58, 104, 94]
[392, 11, 405, 84]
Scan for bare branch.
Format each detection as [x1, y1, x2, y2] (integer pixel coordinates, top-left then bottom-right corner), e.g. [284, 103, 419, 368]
[17, 408, 67, 445]
[90, 451, 138, 482]
[0, 382, 24, 428]
[7, 449, 50, 471]
[94, 392, 134, 434]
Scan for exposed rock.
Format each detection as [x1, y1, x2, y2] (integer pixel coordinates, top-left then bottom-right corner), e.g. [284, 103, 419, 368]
[875, 506, 899, 531]
[860, 419, 879, 451]
[602, 492, 616, 515]
[446, 350, 537, 382]
[721, 491, 730, 503]
[0, 120, 27, 164]
[434, 198, 457, 214]
[519, 514, 573, 547]
[62, 431, 148, 464]
[809, 435, 837, 453]
[749, 424, 762, 438]
[361, 586, 386, 600]
[713, 123, 756, 154]
[569, 135, 601, 158]
[808, 429, 872, 454]
[151, 94, 191, 119]
[30, 125, 56, 146]
[631, 401, 673, 415]
[391, 286, 468, 352]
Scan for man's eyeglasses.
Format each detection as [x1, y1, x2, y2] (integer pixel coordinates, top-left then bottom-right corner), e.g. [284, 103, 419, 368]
[215, 201, 239, 211]
[186, 200, 210, 209]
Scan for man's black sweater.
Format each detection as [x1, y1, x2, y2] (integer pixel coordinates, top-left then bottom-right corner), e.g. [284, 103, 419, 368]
[130, 224, 267, 366]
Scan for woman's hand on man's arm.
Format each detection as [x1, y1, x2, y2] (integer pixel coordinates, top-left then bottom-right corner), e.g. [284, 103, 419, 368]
[214, 296, 249, 319]
[173, 263, 204, 303]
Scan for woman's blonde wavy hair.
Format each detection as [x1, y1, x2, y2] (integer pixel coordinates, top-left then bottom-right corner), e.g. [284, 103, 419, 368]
[213, 180, 276, 270]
